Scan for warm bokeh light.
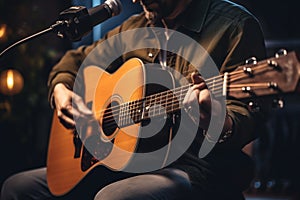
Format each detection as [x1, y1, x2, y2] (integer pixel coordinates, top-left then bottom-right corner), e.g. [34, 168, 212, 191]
[0, 24, 7, 39]
[0, 69, 24, 95]
[7, 70, 14, 90]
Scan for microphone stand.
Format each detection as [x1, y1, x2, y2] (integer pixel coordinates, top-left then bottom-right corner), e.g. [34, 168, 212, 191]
[0, 21, 66, 58]
[0, 6, 92, 60]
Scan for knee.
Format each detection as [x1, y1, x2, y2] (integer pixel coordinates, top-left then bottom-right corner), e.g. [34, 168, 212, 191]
[94, 182, 146, 200]
[94, 184, 128, 200]
[1, 172, 36, 200]
[1, 173, 25, 199]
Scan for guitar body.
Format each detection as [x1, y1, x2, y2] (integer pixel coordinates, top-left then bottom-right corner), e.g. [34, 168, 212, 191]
[47, 58, 176, 196]
[47, 58, 147, 195]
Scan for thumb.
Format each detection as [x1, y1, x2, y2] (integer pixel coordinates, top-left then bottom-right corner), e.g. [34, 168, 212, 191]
[191, 72, 206, 90]
[73, 94, 93, 116]
[191, 72, 204, 84]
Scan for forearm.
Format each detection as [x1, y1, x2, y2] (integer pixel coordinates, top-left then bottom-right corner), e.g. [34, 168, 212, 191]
[218, 99, 266, 149]
[47, 46, 87, 104]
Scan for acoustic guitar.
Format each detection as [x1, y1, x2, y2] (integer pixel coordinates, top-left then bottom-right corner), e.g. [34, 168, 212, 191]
[47, 51, 300, 196]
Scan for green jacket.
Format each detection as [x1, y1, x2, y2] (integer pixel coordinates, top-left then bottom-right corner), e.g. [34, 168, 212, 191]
[48, 0, 266, 192]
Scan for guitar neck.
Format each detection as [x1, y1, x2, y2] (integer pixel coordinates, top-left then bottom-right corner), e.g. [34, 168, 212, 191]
[103, 51, 300, 128]
[116, 75, 227, 127]
[117, 83, 193, 127]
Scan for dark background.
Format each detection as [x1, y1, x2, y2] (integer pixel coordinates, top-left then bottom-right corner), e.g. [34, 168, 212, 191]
[0, 0, 299, 197]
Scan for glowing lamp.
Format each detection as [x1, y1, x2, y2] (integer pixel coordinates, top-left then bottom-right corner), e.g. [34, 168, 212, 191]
[0, 69, 24, 95]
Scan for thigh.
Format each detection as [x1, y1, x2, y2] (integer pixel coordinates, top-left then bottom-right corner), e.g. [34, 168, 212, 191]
[94, 168, 193, 200]
[1, 167, 53, 200]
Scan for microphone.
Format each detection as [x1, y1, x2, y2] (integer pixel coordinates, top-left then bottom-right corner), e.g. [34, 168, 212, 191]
[52, 0, 122, 41]
[0, 0, 122, 59]
[88, 0, 122, 27]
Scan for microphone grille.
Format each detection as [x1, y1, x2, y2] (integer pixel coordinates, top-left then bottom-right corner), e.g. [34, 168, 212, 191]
[104, 0, 122, 16]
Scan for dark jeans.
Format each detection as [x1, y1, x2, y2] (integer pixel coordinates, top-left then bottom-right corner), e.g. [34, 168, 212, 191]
[1, 167, 195, 200]
[1, 165, 246, 200]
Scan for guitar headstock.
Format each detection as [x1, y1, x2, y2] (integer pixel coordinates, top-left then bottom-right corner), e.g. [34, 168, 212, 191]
[228, 50, 300, 104]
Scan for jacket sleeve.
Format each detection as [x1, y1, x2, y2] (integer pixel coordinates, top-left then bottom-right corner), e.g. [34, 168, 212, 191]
[47, 13, 145, 107]
[219, 17, 268, 149]
[47, 25, 123, 108]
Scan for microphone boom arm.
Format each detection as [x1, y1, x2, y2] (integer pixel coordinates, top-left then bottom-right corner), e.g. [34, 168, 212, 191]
[0, 0, 122, 60]
[0, 6, 91, 59]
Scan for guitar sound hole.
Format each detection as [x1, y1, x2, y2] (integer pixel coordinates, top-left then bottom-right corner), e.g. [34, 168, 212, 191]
[102, 101, 119, 138]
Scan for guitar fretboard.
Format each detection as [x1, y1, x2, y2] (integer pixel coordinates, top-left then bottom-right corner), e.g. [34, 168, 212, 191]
[98, 51, 299, 129]
[117, 74, 226, 127]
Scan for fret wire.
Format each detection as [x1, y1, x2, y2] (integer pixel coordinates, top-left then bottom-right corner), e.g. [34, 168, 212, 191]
[210, 85, 224, 93]
[118, 104, 123, 127]
[107, 84, 192, 120]
[107, 85, 237, 126]
[121, 103, 126, 126]
[127, 102, 131, 125]
[147, 103, 179, 118]
[127, 102, 130, 125]
[132, 100, 136, 122]
[148, 94, 185, 116]
[151, 85, 189, 101]
[119, 103, 123, 127]
[150, 93, 154, 117]
[159, 90, 164, 114]
[165, 90, 171, 114]
[96, 62, 273, 125]
[94, 86, 193, 128]
[207, 81, 223, 89]
[146, 93, 186, 118]
[124, 102, 129, 126]
[134, 97, 141, 121]
[95, 80, 219, 123]
[181, 68, 225, 82]
[155, 92, 160, 116]
[206, 76, 224, 84]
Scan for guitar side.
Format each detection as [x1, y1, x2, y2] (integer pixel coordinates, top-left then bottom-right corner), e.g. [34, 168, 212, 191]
[47, 58, 145, 196]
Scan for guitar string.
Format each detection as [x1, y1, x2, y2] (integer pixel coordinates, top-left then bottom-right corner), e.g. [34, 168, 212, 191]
[91, 76, 277, 128]
[97, 63, 272, 127]
[99, 87, 190, 127]
[210, 64, 276, 97]
[96, 62, 271, 126]
[95, 61, 271, 118]
[99, 92, 189, 128]
[94, 62, 273, 127]
[229, 65, 274, 83]
[100, 82, 273, 128]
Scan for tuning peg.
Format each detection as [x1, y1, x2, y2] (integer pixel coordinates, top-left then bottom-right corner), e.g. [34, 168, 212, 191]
[243, 67, 253, 76]
[268, 82, 279, 90]
[267, 60, 279, 67]
[245, 57, 257, 65]
[272, 98, 284, 109]
[248, 101, 260, 112]
[275, 49, 287, 58]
